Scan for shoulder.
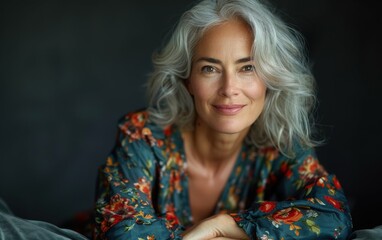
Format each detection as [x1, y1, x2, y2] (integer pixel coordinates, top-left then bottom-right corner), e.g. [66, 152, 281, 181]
[118, 109, 150, 132]
[255, 141, 317, 163]
[116, 109, 170, 147]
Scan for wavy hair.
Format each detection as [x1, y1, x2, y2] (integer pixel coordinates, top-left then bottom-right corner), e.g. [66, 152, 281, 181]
[146, 0, 319, 156]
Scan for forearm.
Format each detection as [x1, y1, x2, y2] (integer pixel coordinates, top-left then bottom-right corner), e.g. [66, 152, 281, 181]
[182, 214, 250, 240]
[231, 175, 352, 239]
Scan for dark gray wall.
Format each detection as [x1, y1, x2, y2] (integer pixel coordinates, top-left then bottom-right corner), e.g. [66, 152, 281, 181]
[1, 0, 381, 231]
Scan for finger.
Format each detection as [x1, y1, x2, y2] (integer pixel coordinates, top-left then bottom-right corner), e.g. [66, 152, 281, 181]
[210, 238, 242, 240]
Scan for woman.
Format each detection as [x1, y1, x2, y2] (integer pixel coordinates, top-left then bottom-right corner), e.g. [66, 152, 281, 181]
[93, 0, 353, 239]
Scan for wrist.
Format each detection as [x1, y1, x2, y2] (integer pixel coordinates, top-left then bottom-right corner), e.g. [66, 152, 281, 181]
[214, 213, 249, 240]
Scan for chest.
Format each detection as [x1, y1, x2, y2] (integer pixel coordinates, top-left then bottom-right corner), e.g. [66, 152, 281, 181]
[187, 172, 229, 224]
[155, 153, 269, 228]
[184, 154, 238, 223]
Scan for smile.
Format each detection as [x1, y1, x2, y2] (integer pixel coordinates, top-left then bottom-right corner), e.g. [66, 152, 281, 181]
[212, 104, 246, 115]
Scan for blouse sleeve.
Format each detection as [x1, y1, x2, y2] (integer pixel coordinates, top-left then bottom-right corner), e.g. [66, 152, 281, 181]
[230, 146, 353, 240]
[93, 114, 184, 240]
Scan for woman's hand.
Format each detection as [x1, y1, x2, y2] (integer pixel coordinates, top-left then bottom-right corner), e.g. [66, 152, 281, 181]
[182, 214, 250, 240]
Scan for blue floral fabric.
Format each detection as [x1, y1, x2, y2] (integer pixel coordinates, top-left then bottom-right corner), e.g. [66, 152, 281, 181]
[93, 110, 352, 239]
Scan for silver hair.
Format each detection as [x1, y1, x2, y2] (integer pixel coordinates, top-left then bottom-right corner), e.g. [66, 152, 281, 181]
[146, 0, 319, 156]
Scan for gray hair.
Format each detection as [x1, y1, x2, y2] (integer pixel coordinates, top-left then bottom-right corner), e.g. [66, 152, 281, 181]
[146, 0, 318, 156]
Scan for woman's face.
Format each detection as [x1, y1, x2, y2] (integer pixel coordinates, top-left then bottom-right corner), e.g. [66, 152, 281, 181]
[187, 19, 266, 135]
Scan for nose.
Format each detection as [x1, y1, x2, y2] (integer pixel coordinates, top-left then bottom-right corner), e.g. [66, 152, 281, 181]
[218, 71, 239, 97]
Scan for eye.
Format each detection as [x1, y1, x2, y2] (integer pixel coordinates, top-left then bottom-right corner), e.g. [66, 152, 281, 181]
[201, 66, 217, 73]
[241, 65, 255, 72]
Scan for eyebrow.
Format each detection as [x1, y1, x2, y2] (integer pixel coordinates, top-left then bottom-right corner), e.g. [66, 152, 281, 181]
[195, 57, 253, 64]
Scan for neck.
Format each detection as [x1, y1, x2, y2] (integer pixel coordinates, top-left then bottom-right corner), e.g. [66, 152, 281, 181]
[182, 122, 248, 172]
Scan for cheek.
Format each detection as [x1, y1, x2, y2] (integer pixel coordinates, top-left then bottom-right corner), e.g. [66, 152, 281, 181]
[247, 81, 267, 100]
[191, 85, 210, 102]
[187, 77, 213, 100]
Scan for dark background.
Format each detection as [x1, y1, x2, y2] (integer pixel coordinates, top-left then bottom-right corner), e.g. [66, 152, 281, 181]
[0, 0, 381, 233]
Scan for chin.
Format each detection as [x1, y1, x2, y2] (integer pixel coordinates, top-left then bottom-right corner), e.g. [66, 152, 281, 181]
[212, 124, 251, 136]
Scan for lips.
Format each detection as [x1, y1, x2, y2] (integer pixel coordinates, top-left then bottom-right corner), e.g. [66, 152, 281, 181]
[212, 104, 246, 115]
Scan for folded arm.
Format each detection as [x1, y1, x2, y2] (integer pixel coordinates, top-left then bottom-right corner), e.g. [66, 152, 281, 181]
[93, 116, 184, 240]
[184, 147, 352, 240]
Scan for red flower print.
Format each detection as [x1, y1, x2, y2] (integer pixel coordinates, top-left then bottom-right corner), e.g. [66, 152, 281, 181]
[259, 201, 277, 213]
[272, 207, 303, 224]
[142, 127, 159, 146]
[163, 126, 172, 137]
[332, 176, 342, 190]
[174, 152, 183, 166]
[256, 185, 265, 194]
[266, 173, 277, 185]
[164, 204, 180, 230]
[142, 127, 152, 136]
[134, 177, 152, 200]
[324, 196, 344, 211]
[305, 182, 315, 190]
[169, 170, 182, 193]
[119, 121, 131, 135]
[298, 156, 327, 181]
[316, 176, 327, 188]
[100, 194, 136, 233]
[119, 121, 141, 141]
[280, 161, 292, 179]
[147, 235, 155, 240]
[157, 139, 164, 147]
[119, 112, 150, 141]
[262, 147, 279, 160]
[130, 112, 147, 128]
[230, 213, 242, 222]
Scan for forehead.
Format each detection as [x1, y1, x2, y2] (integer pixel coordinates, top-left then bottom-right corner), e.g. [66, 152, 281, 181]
[194, 19, 254, 59]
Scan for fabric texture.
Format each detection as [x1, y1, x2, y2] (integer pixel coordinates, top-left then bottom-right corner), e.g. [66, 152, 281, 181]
[350, 225, 382, 240]
[0, 198, 89, 240]
[93, 110, 353, 239]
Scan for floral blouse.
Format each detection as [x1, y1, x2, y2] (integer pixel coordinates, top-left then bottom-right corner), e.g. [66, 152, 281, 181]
[93, 110, 352, 240]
